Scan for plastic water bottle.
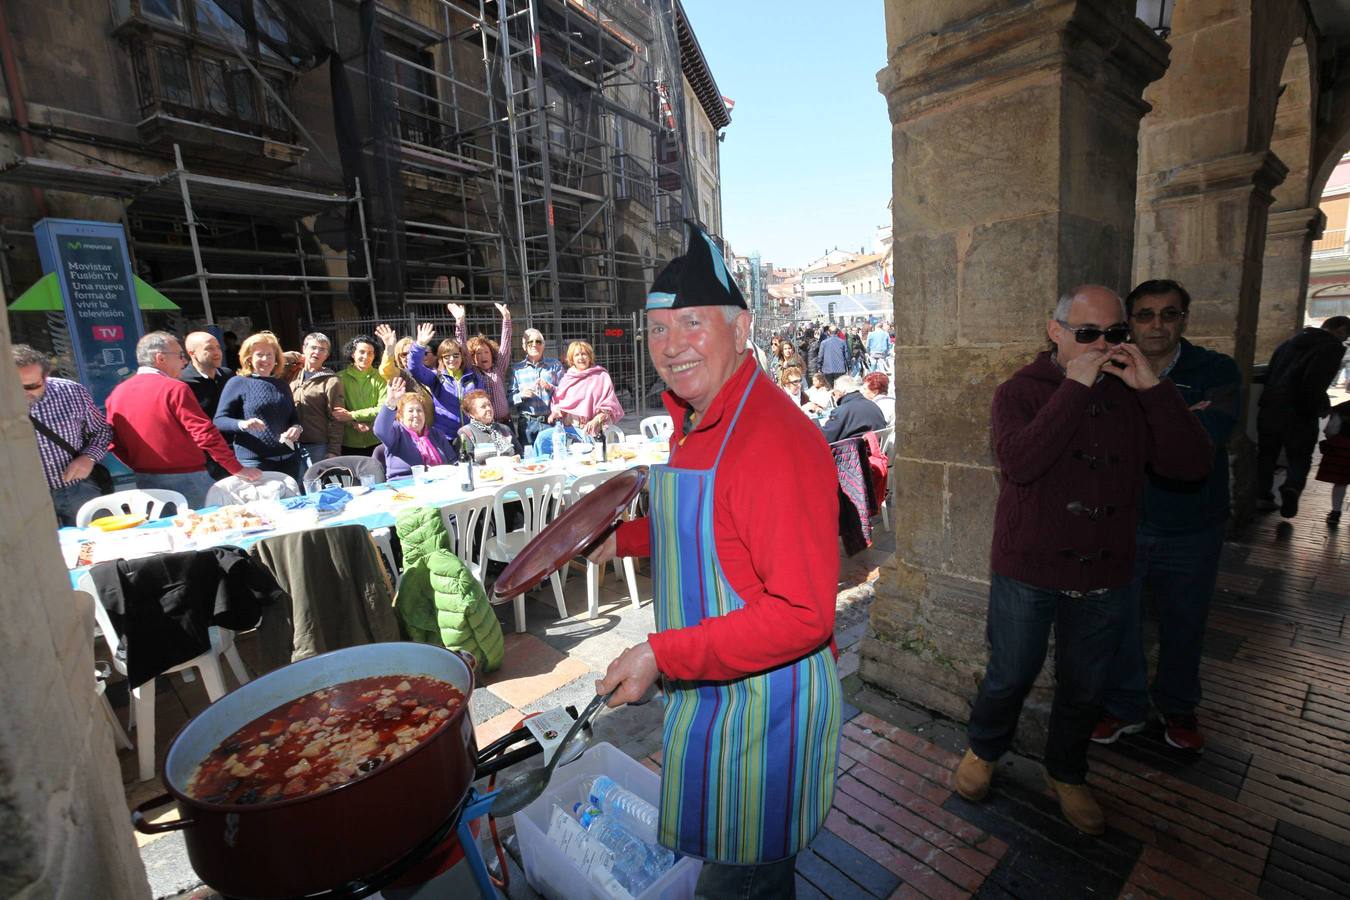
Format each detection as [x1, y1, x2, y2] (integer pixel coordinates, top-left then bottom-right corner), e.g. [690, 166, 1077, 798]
[552, 420, 567, 464]
[581, 776, 660, 844]
[578, 811, 668, 895]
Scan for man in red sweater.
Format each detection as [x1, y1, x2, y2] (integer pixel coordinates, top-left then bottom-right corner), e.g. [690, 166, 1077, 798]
[952, 285, 1213, 836]
[105, 332, 259, 508]
[591, 225, 841, 896]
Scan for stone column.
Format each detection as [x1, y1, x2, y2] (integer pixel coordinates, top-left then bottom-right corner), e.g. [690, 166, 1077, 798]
[861, 0, 1167, 741]
[0, 294, 150, 896]
[1256, 207, 1322, 361]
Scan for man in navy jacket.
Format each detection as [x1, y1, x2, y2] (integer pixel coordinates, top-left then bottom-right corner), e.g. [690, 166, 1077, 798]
[1092, 280, 1240, 754]
[816, 328, 848, 384]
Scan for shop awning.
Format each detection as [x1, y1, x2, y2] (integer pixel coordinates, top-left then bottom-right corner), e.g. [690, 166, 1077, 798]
[8, 272, 180, 312]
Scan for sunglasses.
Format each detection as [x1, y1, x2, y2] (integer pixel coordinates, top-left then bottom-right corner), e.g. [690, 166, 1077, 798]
[21, 380, 44, 391]
[1129, 308, 1187, 324]
[1056, 321, 1130, 344]
[525, 339, 544, 345]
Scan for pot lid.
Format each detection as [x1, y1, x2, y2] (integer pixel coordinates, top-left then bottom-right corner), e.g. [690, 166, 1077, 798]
[491, 467, 648, 602]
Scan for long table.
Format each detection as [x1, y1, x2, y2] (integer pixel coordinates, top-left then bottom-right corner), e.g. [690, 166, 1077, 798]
[62, 450, 666, 588]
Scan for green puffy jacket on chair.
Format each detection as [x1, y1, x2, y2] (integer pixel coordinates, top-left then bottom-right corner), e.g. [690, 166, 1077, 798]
[395, 506, 504, 671]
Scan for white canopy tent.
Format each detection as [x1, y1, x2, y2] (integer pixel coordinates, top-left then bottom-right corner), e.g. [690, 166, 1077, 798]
[801, 292, 893, 320]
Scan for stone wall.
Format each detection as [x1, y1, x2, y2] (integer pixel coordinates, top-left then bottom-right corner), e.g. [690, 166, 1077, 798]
[0, 303, 149, 897]
[860, 0, 1167, 747]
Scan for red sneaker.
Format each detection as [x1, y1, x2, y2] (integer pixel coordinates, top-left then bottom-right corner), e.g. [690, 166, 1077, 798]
[1090, 715, 1145, 744]
[1161, 713, 1205, 752]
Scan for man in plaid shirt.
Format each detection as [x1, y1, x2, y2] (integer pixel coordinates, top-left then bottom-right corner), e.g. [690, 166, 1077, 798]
[14, 344, 113, 526]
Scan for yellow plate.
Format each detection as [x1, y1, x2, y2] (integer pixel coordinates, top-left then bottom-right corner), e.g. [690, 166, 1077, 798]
[90, 514, 147, 532]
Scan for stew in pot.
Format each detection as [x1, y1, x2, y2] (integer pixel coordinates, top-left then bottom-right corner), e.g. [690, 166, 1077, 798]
[187, 674, 465, 805]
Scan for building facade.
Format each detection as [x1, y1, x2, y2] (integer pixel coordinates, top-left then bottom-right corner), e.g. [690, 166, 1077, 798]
[1, 0, 729, 355]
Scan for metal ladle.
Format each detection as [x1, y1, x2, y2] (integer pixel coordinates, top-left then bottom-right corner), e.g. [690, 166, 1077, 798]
[489, 689, 615, 817]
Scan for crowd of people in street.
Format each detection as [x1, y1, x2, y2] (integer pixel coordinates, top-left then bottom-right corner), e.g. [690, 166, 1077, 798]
[14, 221, 1350, 888]
[17, 298, 642, 524]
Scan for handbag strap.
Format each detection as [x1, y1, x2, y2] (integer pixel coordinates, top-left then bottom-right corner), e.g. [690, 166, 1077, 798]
[29, 412, 84, 459]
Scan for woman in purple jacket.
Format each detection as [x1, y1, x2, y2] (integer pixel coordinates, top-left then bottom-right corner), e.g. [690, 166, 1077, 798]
[406, 322, 480, 437]
[374, 377, 458, 479]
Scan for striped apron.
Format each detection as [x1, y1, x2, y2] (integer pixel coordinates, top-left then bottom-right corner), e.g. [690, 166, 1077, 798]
[651, 372, 841, 864]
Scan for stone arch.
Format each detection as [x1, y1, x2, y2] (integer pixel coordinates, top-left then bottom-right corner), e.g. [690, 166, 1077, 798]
[1256, 34, 1321, 359]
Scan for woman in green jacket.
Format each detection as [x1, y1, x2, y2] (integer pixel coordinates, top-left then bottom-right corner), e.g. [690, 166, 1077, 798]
[334, 334, 387, 455]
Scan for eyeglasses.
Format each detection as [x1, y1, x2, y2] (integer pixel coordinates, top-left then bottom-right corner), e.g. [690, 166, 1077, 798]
[525, 339, 544, 345]
[1056, 321, 1130, 344]
[1129, 307, 1187, 324]
[787, 379, 803, 385]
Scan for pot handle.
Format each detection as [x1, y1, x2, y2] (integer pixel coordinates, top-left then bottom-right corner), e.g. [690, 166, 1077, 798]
[131, 793, 193, 834]
[452, 648, 478, 677]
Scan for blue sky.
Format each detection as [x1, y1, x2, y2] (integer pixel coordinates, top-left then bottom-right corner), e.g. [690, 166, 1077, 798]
[680, 0, 892, 269]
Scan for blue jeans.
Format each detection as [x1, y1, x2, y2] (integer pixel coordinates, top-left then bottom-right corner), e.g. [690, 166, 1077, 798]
[133, 470, 216, 509]
[514, 414, 550, 456]
[301, 442, 329, 472]
[695, 856, 797, 900]
[967, 574, 1129, 783]
[50, 479, 104, 527]
[1102, 524, 1225, 722]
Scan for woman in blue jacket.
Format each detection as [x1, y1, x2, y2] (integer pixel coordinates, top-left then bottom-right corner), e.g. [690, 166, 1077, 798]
[215, 331, 304, 483]
[374, 377, 459, 480]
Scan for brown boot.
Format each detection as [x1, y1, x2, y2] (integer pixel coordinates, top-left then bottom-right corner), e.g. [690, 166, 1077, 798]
[1045, 772, 1105, 835]
[953, 749, 994, 801]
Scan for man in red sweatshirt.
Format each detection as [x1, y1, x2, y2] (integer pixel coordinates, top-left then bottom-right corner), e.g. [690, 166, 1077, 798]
[952, 285, 1213, 836]
[105, 332, 259, 508]
[591, 224, 841, 897]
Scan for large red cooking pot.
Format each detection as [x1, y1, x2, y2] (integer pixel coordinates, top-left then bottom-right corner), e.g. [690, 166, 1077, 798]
[132, 642, 477, 899]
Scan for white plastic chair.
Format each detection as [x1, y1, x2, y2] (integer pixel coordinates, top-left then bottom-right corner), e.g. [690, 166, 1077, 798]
[440, 494, 494, 583]
[75, 489, 188, 527]
[871, 426, 894, 532]
[640, 415, 673, 441]
[204, 472, 300, 507]
[484, 474, 569, 633]
[370, 528, 401, 593]
[566, 470, 641, 619]
[76, 572, 249, 782]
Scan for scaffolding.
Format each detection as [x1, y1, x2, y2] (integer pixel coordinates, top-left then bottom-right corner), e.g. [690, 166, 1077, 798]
[343, 0, 705, 328]
[0, 152, 378, 333]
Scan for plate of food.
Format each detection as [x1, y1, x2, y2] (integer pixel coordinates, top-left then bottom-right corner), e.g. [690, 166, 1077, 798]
[175, 506, 272, 540]
[389, 490, 417, 503]
[606, 446, 638, 462]
[89, 513, 148, 532]
[478, 468, 503, 482]
[513, 462, 549, 475]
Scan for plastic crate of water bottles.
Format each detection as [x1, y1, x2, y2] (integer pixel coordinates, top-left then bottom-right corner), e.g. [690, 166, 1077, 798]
[514, 742, 700, 900]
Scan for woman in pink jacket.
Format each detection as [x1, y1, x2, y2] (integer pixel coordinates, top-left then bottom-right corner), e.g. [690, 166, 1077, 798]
[535, 340, 624, 457]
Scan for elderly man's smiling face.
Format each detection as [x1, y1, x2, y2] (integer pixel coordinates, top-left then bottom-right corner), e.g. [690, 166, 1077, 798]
[647, 306, 751, 413]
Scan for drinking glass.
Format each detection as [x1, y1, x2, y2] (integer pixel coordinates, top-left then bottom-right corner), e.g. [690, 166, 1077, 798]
[360, 474, 377, 488]
[304, 478, 322, 495]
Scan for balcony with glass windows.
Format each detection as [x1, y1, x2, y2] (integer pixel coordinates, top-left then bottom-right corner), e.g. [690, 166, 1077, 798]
[113, 0, 307, 168]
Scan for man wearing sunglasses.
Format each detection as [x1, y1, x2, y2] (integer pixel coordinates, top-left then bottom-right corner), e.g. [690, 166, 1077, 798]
[1091, 280, 1240, 754]
[509, 327, 564, 453]
[1255, 314, 1350, 517]
[953, 284, 1213, 836]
